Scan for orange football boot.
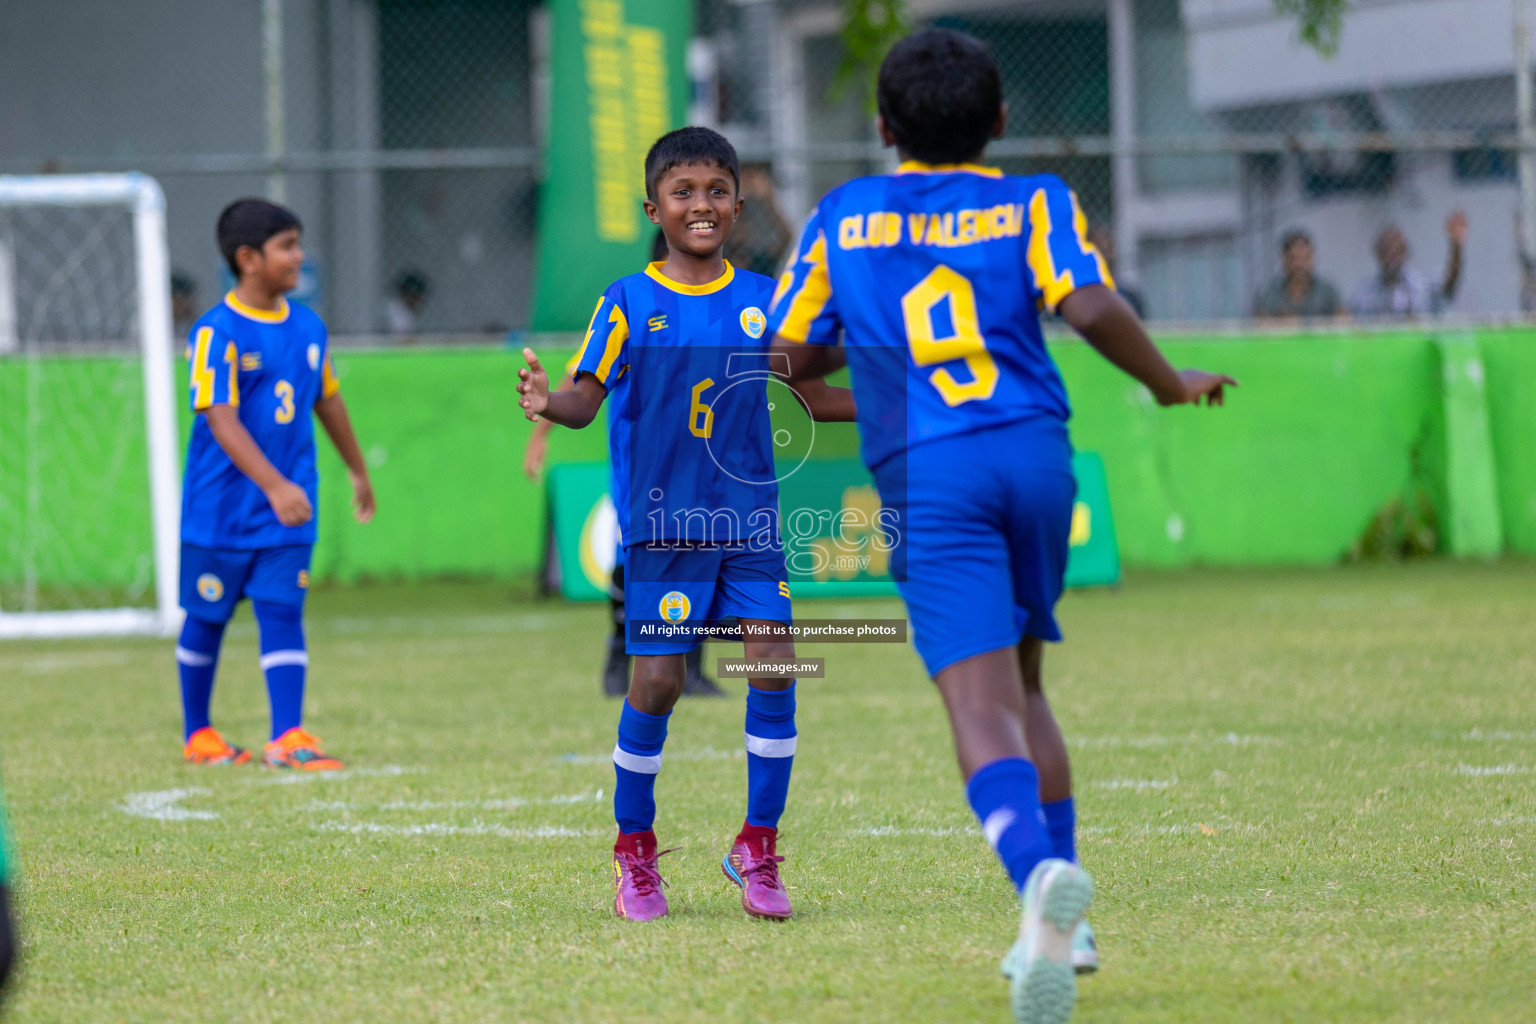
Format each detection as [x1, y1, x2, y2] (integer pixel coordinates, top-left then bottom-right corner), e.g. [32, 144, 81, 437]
[261, 727, 345, 771]
[183, 726, 252, 766]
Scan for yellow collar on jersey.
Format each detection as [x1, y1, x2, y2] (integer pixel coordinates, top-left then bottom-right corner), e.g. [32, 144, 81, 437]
[897, 161, 1004, 178]
[645, 260, 736, 295]
[224, 290, 290, 323]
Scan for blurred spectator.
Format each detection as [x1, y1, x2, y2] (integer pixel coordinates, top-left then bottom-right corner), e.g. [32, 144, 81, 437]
[1252, 230, 1342, 320]
[170, 271, 199, 338]
[384, 269, 430, 335]
[728, 164, 792, 278]
[1086, 226, 1145, 318]
[1348, 212, 1466, 319]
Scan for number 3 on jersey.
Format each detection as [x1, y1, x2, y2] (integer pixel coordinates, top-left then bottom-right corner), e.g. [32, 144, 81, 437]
[901, 265, 998, 407]
[274, 380, 295, 424]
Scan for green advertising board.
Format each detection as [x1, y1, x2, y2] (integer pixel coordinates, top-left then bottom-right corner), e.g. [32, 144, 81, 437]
[531, 0, 691, 331]
[544, 454, 1121, 601]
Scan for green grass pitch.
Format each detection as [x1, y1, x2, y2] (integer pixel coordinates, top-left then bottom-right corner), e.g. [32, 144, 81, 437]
[2, 562, 1533, 1022]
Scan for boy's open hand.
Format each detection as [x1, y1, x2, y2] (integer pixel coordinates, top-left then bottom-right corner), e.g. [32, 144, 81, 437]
[1162, 369, 1237, 407]
[266, 479, 313, 527]
[350, 470, 376, 524]
[518, 347, 550, 421]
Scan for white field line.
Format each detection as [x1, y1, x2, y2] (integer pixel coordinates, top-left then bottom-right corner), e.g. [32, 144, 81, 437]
[1463, 729, 1536, 742]
[559, 746, 746, 765]
[1071, 733, 1275, 749]
[261, 765, 416, 785]
[4, 650, 131, 674]
[1095, 777, 1177, 791]
[117, 787, 218, 822]
[1484, 816, 1536, 825]
[1455, 764, 1534, 776]
[1081, 822, 1263, 837]
[314, 821, 605, 839]
[320, 613, 568, 637]
[851, 825, 977, 837]
[309, 791, 604, 813]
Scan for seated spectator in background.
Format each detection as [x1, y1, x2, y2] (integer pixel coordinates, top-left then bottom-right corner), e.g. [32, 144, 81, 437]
[1348, 212, 1466, 319]
[1253, 230, 1341, 320]
[1086, 225, 1145, 318]
[384, 269, 430, 335]
[727, 164, 792, 277]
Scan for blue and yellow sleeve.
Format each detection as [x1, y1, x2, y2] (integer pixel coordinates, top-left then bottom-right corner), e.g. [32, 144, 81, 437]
[188, 324, 241, 411]
[1024, 176, 1114, 314]
[768, 206, 840, 346]
[572, 286, 629, 387]
[320, 353, 341, 399]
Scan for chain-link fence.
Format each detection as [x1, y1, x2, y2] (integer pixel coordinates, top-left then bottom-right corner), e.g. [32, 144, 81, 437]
[3, 0, 1533, 335]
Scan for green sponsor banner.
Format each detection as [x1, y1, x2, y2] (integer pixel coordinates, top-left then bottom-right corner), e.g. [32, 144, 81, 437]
[531, 0, 691, 332]
[544, 454, 1121, 602]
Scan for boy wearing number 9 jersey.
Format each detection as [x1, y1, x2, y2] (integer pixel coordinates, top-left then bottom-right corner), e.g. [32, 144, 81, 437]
[176, 199, 376, 771]
[767, 29, 1235, 1024]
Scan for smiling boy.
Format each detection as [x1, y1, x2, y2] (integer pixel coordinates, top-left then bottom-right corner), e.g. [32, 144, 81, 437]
[518, 127, 853, 921]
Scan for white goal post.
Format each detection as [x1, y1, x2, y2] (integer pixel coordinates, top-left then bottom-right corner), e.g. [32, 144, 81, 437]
[0, 174, 181, 638]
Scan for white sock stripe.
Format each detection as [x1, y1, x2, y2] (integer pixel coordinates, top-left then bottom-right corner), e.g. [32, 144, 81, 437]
[175, 646, 215, 667]
[982, 808, 1017, 849]
[744, 733, 797, 758]
[612, 745, 662, 774]
[259, 650, 309, 671]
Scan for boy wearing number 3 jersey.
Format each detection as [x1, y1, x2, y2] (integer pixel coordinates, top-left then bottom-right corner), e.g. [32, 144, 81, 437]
[767, 29, 1236, 1024]
[176, 198, 376, 771]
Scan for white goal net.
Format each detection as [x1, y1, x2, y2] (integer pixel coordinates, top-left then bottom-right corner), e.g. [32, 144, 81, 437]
[0, 175, 180, 638]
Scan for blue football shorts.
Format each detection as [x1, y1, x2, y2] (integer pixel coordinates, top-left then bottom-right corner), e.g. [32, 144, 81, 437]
[179, 542, 313, 624]
[624, 541, 791, 655]
[873, 414, 1076, 677]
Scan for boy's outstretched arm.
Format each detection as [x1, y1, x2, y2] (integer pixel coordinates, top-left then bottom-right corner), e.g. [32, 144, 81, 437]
[789, 376, 857, 422]
[1058, 285, 1236, 406]
[315, 393, 376, 523]
[518, 347, 606, 428]
[203, 405, 313, 527]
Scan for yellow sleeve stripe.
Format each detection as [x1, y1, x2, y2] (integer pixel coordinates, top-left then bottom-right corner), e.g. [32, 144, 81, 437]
[190, 326, 216, 410]
[775, 232, 831, 344]
[321, 354, 341, 398]
[226, 341, 240, 408]
[1027, 190, 1076, 313]
[1071, 192, 1115, 290]
[594, 306, 628, 383]
[572, 296, 606, 374]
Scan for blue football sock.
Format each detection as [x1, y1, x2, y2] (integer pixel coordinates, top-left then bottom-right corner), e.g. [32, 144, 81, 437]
[966, 757, 1055, 892]
[1041, 796, 1077, 864]
[744, 683, 796, 829]
[176, 616, 227, 740]
[253, 599, 307, 741]
[613, 700, 669, 834]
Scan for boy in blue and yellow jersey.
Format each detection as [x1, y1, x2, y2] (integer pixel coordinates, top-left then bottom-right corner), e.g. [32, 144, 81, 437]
[176, 199, 375, 771]
[768, 30, 1234, 1024]
[518, 127, 853, 922]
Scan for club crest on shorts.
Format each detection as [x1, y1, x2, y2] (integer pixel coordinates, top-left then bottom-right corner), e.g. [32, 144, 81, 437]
[659, 591, 691, 623]
[740, 306, 766, 339]
[297, 569, 310, 589]
[197, 574, 225, 602]
[307, 343, 320, 371]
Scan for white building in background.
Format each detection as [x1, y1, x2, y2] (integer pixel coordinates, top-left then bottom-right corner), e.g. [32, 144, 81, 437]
[731, 0, 1529, 321]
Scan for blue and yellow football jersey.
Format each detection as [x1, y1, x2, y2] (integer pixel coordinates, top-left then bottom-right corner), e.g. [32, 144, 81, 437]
[573, 262, 779, 546]
[180, 291, 340, 549]
[767, 163, 1112, 470]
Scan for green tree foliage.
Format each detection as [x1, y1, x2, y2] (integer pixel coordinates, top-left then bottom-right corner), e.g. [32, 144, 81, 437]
[1273, 0, 1351, 56]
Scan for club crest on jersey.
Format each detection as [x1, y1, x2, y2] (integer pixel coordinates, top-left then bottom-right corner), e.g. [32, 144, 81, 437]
[307, 343, 320, 371]
[659, 591, 691, 623]
[197, 574, 225, 602]
[740, 306, 766, 339]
